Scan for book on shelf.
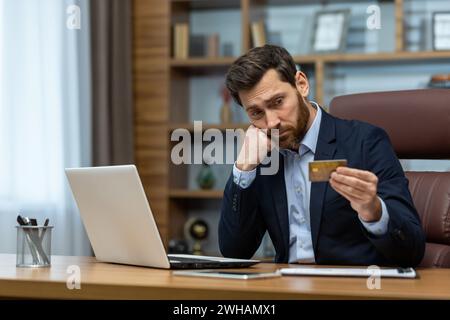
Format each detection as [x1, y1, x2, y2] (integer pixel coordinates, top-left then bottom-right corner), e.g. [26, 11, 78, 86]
[251, 20, 267, 47]
[207, 33, 219, 57]
[173, 23, 189, 59]
[189, 34, 207, 57]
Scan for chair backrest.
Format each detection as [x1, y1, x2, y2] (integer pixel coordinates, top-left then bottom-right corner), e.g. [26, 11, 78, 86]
[329, 89, 450, 267]
[328, 89, 450, 159]
[405, 171, 450, 267]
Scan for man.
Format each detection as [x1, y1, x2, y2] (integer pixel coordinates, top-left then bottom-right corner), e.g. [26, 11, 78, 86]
[219, 45, 425, 267]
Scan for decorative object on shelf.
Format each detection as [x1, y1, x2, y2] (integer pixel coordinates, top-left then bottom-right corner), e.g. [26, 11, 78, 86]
[173, 23, 189, 59]
[168, 239, 189, 254]
[432, 12, 450, 51]
[184, 217, 209, 255]
[251, 20, 267, 47]
[219, 85, 232, 124]
[196, 157, 216, 190]
[311, 10, 350, 53]
[222, 42, 234, 57]
[428, 74, 450, 88]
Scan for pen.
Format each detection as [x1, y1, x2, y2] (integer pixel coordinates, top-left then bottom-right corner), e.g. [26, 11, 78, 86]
[17, 215, 40, 264]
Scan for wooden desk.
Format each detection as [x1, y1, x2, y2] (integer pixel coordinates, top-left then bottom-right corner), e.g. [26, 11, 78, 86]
[0, 254, 449, 299]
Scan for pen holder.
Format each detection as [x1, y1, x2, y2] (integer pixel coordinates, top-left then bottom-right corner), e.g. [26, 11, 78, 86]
[16, 225, 53, 268]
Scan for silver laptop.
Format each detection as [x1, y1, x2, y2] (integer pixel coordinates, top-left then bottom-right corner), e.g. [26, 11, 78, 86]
[65, 165, 259, 269]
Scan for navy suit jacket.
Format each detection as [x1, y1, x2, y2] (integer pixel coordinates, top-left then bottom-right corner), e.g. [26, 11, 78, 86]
[219, 108, 426, 267]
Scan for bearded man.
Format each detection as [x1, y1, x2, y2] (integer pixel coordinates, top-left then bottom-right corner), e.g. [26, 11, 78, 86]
[219, 45, 425, 267]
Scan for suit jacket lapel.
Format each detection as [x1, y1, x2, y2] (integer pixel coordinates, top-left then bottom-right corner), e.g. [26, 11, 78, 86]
[310, 108, 337, 253]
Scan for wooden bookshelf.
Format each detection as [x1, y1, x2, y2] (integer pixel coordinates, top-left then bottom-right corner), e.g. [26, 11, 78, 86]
[395, 0, 404, 52]
[133, 0, 450, 249]
[169, 50, 450, 105]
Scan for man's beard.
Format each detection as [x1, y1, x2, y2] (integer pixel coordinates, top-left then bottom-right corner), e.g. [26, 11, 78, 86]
[276, 93, 310, 151]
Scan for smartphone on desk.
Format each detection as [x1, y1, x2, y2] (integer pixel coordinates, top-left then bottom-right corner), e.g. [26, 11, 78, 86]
[173, 270, 282, 280]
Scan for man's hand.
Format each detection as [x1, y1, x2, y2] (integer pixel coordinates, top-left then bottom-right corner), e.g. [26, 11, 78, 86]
[236, 125, 273, 171]
[329, 167, 382, 222]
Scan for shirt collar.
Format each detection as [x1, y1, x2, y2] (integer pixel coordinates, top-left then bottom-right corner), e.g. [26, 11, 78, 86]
[280, 101, 322, 157]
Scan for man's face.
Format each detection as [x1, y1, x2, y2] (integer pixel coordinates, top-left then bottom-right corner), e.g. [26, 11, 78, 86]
[238, 69, 311, 150]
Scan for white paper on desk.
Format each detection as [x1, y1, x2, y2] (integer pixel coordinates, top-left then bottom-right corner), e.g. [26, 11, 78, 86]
[280, 267, 416, 279]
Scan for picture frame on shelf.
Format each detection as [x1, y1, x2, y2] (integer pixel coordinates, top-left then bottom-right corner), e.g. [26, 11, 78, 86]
[311, 9, 350, 54]
[432, 12, 450, 51]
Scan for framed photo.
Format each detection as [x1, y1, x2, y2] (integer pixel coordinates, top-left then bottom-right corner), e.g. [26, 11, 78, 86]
[311, 10, 350, 53]
[432, 12, 450, 51]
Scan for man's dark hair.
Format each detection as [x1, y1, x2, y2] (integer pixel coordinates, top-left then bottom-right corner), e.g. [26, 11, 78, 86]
[225, 44, 297, 106]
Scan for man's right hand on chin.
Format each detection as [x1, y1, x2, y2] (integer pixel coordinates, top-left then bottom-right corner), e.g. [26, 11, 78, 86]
[235, 125, 274, 171]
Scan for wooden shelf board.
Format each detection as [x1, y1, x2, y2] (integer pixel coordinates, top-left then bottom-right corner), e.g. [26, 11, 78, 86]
[170, 51, 450, 68]
[168, 123, 250, 131]
[252, 0, 377, 6]
[170, 57, 237, 67]
[294, 51, 450, 64]
[169, 189, 224, 199]
[171, 0, 241, 10]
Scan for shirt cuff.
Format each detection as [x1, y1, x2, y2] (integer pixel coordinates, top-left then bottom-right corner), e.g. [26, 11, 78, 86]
[232, 163, 256, 189]
[359, 197, 390, 236]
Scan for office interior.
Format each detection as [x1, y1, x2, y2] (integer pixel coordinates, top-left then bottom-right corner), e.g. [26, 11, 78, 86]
[0, 0, 449, 300]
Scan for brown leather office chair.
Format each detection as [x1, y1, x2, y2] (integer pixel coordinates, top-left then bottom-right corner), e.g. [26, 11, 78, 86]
[329, 89, 450, 268]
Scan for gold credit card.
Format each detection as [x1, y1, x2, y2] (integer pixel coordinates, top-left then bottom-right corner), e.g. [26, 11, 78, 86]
[308, 159, 348, 182]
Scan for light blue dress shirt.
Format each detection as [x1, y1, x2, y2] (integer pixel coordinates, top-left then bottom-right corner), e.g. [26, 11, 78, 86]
[233, 101, 390, 263]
